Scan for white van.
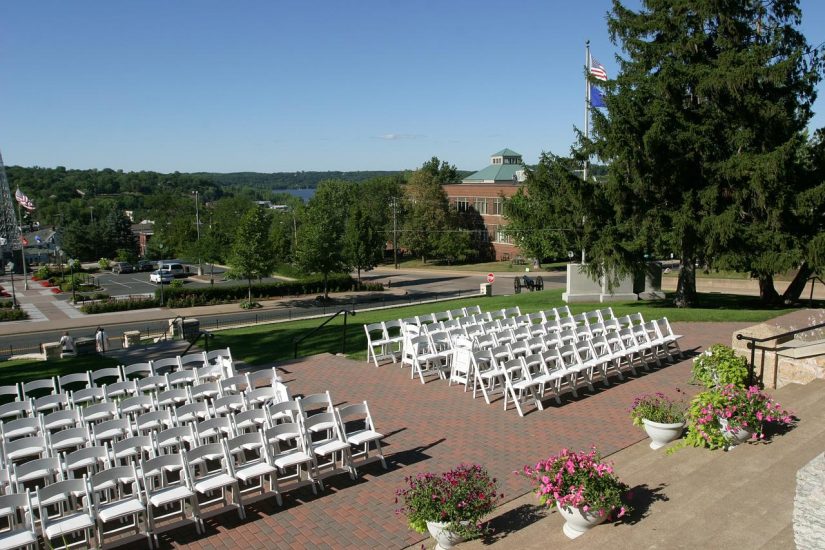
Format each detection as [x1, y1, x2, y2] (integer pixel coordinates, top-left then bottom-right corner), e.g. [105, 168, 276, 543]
[158, 262, 186, 278]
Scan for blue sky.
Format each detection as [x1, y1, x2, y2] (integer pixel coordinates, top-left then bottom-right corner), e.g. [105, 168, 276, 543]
[2, 1, 824, 173]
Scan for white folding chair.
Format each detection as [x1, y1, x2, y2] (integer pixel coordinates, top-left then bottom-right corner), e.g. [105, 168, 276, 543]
[111, 435, 156, 470]
[20, 379, 55, 400]
[335, 402, 387, 471]
[137, 375, 168, 395]
[231, 409, 268, 436]
[194, 365, 223, 385]
[89, 464, 149, 548]
[48, 426, 91, 455]
[63, 446, 111, 480]
[194, 417, 234, 445]
[36, 478, 95, 550]
[212, 394, 245, 417]
[103, 380, 138, 401]
[156, 388, 189, 410]
[166, 369, 196, 389]
[381, 320, 405, 363]
[364, 322, 392, 367]
[185, 442, 245, 520]
[265, 400, 301, 427]
[89, 367, 122, 387]
[70, 387, 105, 408]
[150, 357, 179, 376]
[303, 412, 355, 482]
[56, 373, 90, 394]
[177, 352, 206, 372]
[136, 410, 174, 436]
[0, 491, 38, 550]
[119, 395, 156, 418]
[91, 418, 133, 447]
[0, 418, 41, 442]
[501, 358, 543, 417]
[0, 385, 20, 406]
[226, 432, 281, 506]
[122, 362, 153, 380]
[140, 454, 202, 544]
[448, 344, 474, 390]
[471, 349, 504, 404]
[174, 401, 210, 425]
[42, 409, 81, 434]
[656, 317, 684, 359]
[264, 422, 320, 494]
[154, 425, 197, 457]
[11, 457, 64, 499]
[219, 374, 249, 395]
[2, 437, 48, 468]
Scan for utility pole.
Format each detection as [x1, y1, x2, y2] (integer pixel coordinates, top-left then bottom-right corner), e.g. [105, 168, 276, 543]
[194, 190, 202, 275]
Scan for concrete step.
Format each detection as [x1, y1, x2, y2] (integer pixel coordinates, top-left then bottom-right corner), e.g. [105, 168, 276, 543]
[759, 523, 794, 550]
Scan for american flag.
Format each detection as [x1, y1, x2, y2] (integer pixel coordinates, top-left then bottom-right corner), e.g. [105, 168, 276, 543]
[590, 57, 608, 81]
[15, 188, 35, 211]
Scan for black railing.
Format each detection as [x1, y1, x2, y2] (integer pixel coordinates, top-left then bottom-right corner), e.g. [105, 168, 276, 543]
[292, 308, 356, 359]
[159, 315, 185, 342]
[184, 330, 214, 355]
[808, 276, 825, 307]
[736, 320, 825, 386]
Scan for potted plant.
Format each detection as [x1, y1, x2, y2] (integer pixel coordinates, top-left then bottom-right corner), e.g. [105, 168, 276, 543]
[629, 391, 687, 449]
[518, 447, 631, 539]
[691, 344, 749, 388]
[396, 463, 501, 549]
[685, 384, 793, 451]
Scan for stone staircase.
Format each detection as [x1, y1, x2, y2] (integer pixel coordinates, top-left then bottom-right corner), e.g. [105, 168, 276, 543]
[458, 379, 825, 550]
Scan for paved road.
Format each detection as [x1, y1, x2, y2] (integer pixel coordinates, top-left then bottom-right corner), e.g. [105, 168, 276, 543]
[0, 266, 567, 356]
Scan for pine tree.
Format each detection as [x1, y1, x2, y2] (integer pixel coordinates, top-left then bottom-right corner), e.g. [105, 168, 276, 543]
[591, 0, 822, 306]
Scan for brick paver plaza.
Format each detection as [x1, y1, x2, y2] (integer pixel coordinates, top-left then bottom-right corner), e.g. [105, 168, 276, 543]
[131, 320, 749, 549]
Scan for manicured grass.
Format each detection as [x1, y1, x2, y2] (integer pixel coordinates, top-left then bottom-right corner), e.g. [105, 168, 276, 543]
[0, 355, 120, 387]
[211, 288, 804, 366]
[662, 269, 795, 281]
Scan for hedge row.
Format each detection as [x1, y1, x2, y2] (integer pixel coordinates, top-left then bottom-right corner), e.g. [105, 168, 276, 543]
[0, 307, 28, 321]
[80, 297, 159, 314]
[159, 274, 374, 308]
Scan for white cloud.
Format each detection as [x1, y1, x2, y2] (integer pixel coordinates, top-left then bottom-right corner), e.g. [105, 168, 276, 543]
[376, 133, 422, 141]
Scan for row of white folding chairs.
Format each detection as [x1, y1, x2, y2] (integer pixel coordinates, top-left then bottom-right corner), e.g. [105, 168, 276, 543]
[0, 366, 282, 431]
[450, 319, 682, 416]
[0, 398, 386, 548]
[1, 351, 236, 408]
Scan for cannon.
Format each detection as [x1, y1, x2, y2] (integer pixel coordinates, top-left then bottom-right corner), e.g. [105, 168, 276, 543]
[514, 275, 544, 293]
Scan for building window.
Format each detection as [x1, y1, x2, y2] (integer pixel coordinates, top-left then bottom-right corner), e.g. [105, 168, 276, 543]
[494, 225, 514, 245]
[454, 197, 469, 212]
[473, 197, 487, 214]
[490, 197, 503, 216]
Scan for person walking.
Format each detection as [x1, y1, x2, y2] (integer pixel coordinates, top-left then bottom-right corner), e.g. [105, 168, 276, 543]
[95, 326, 108, 353]
[59, 331, 75, 357]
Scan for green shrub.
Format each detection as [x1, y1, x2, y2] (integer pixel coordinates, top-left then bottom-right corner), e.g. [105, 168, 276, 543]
[98, 258, 111, 270]
[160, 274, 355, 307]
[80, 297, 158, 314]
[34, 266, 50, 280]
[170, 279, 184, 289]
[0, 301, 16, 309]
[240, 301, 262, 309]
[690, 344, 749, 388]
[0, 307, 27, 321]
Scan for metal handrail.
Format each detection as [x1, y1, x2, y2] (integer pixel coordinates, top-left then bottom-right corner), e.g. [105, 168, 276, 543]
[292, 308, 356, 359]
[736, 320, 825, 386]
[184, 330, 213, 355]
[159, 315, 185, 342]
[808, 275, 825, 307]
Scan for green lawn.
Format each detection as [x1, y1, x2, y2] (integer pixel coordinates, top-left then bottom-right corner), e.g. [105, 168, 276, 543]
[0, 289, 807, 387]
[662, 268, 796, 281]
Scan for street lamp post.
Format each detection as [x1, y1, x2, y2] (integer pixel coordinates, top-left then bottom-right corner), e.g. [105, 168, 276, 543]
[157, 244, 164, 306]
[193, 191, 202, 276]
[69, 259, 76, 303]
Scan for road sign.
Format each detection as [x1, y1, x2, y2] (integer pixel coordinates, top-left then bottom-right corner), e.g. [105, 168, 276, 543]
[486, 273, 495, 283]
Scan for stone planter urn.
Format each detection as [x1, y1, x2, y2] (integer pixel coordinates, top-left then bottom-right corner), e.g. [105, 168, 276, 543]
[642, 418, 686, 449]
[719, 417, 755, 450]
[425, 521, 466, 550]
[556, 502, 607, 539]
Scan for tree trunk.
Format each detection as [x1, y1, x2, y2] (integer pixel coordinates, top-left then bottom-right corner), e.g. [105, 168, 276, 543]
[323, 272, 329, 300]
[357, 267, 361, 284]
[674, 258, 698, 308]
[247, 278, 252, 303]
[757, 273, 781, 305]
[781, 261, 814, 304]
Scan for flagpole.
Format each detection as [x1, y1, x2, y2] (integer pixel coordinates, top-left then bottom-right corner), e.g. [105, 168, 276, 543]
[584, 40, 590, 183]
[16, 202, 28, 290]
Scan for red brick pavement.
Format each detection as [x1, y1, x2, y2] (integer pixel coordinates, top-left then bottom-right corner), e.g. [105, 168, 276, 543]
[129, 321, 748, 549]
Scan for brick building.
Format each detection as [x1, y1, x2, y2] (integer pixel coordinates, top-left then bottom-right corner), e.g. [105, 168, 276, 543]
[442, 148, 526, 260]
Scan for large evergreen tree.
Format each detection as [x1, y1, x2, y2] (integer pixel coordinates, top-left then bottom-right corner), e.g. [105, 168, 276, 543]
[401, 157, 458, 262]
[590, 0, 822, 306]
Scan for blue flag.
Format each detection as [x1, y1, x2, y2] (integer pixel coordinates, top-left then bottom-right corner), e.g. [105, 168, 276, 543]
[590, 85, 605, 108]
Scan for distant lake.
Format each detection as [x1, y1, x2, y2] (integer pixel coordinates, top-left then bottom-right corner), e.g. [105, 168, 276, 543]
[272, 188, 315, 202]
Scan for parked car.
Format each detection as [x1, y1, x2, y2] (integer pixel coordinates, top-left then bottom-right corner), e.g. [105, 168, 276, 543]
[111, 262, 134, 275]
[136, 260, 155, 272]
[149, 269, 174, 284]
[157, 262, 186, 278]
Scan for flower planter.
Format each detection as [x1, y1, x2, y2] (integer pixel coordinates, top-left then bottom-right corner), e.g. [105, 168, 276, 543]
[556, 501, 607, 539]
[641, 418, 685, 449]
[426, 521, 466, 550]
[719, 417, 754, 450]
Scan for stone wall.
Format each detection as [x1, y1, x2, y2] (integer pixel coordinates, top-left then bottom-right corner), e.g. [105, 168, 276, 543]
[731, 324, 793, 389]
[794, 452, 825, 550]
[733, 322, 825, 389]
